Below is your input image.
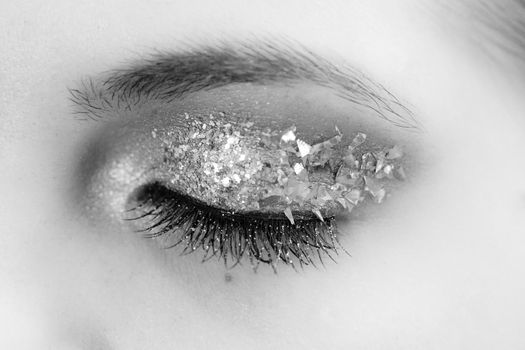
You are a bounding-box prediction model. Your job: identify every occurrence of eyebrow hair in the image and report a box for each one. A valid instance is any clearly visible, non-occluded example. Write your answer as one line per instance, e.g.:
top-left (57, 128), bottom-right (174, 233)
top-left (475, 0), bottom-right (525, 68)
top-left (70, 41), bottom-right (419, 129)
top-left (439, 0), bottom-right (525, 71)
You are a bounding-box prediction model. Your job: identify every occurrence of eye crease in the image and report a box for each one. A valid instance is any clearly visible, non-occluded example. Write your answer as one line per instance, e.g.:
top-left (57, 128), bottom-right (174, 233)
top-left (71, 41), bottom-right (420, 270)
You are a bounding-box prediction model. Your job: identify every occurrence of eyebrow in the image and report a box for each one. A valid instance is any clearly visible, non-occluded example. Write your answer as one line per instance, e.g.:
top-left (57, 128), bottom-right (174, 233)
top-left (438, 1), bottom-right (525, 72)
top-left (70, 41), bottom-right (419, 129)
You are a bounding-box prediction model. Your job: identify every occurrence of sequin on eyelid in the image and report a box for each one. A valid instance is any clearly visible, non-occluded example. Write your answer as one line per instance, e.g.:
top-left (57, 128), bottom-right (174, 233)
top-left (155, 112), bottom-right (405, 218)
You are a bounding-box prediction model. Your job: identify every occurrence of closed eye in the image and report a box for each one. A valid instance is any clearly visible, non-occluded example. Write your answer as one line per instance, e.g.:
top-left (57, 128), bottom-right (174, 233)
top-left (71, 40), bottom-right (421, 271)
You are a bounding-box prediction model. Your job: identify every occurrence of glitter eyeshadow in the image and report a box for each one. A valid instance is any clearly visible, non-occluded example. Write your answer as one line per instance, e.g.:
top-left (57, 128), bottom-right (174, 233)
top-left (152, 111), bottom-right (406, 224)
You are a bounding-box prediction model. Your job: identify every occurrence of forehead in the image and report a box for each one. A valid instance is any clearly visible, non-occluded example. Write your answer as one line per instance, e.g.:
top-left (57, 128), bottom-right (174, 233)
top-left (1, 0), bottom-right (524, 119)
top-left (0, 1), bottom-right (517, 60)
top-left (1, 1), bottom-right (521, 75)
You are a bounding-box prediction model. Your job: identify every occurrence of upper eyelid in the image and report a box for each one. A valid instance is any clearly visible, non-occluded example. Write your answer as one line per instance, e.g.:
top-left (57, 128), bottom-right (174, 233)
top-left (69, 40), bottom-right (420, 130)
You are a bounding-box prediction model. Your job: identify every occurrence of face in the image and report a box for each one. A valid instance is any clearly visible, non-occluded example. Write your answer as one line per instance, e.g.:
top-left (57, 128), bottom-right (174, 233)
top-left (1, 1), bottom-right (525, 349)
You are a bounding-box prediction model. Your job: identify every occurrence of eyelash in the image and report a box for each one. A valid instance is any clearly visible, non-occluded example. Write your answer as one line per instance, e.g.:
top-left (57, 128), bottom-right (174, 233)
top-left (127, 182), bottom-right (345, 271)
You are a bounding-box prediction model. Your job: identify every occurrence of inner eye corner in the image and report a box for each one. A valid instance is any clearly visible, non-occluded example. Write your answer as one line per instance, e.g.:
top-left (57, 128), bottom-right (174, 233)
top-left (122, 181), bottom-right (162, 216)
top-left (124, 183), bottom-right (149, 209)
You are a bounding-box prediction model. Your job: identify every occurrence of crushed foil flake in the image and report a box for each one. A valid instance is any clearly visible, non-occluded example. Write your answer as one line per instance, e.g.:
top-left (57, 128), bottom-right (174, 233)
top-left (312, 208), bottom-right (324, 222)
top-left (348, 132), bottom-right (367, 151)
top-left (293, 163), bottom-right (305, 175)
top-left (386, 144), bottom-right (404, 159)
top-left (160, 112), bottom-right (406, 220)
top-left (281, 126), bottom-right (297, 142)
top-left (296, 139), bottom-right (312, 157)
top-left (284, 206), bottom-right (295, 224)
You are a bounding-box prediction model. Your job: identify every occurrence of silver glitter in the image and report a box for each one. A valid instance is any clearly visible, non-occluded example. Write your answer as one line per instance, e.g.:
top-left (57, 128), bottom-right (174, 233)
top-left (158, 112), bottom-right (406, 218)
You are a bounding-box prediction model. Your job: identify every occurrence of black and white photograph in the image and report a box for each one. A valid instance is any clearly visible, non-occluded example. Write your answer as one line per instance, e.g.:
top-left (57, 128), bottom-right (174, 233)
top-left (1, 1), bottom-right (524, 349)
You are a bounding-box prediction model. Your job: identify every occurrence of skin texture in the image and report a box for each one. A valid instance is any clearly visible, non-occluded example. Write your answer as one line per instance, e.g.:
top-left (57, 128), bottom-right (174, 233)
top-left (1, 0), bottom-right (525, 349)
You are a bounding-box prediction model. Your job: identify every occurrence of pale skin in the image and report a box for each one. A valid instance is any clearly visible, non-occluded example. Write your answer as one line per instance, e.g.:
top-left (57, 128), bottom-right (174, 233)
top-left (1, 1), bottom-right (525, 349)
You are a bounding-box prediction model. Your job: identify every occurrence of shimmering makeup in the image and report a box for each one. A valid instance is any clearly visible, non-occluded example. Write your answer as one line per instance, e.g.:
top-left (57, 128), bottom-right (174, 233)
top-left (154, 111), bottom-right (405, 221)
